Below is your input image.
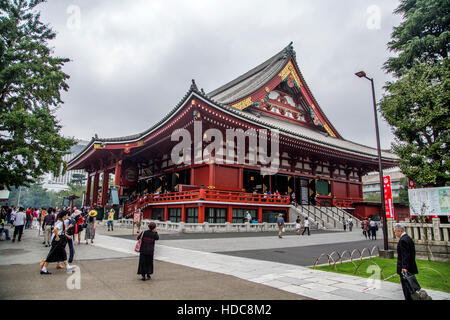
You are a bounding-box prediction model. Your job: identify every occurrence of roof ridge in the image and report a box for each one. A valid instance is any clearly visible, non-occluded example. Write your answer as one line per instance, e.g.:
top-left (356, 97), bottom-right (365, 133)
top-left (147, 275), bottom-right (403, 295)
top-left (207, 42), bottom-right (294, 99)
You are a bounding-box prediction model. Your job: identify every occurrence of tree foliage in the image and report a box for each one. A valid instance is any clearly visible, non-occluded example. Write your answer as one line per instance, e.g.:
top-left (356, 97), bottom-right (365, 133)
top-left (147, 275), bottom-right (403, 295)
top-left (380, 0), bottom-right (449, 187)
top-left (384, 0), bottom-right (449, 77)
top-left (0, 0), bottom-right (75, 190)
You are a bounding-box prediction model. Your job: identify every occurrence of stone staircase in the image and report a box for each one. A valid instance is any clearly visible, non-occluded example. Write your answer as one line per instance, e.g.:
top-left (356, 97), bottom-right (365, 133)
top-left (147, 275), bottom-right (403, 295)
top-left (289, 205), bottom-right (361, 231)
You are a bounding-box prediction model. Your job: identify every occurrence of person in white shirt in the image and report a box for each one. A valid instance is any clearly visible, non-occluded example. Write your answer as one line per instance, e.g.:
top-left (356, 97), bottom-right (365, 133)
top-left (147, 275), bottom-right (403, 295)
top-left (301, 217), bottom-right (311, 236)
top-left (40, 210), bottom-right (75, 275)
top-left (12, 207), bottom-right (26, 242)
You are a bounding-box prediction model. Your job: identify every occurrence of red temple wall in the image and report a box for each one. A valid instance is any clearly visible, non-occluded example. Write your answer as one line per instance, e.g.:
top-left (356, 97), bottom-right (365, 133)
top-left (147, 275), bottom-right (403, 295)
top-left (192, 166), bottom-right (209, 186)
top-left (332, 181), bottom-right (347, 198)
top-left (215, 166), bottom-right (240, 190)
top-left (349, 183), bottom-right (361, 198)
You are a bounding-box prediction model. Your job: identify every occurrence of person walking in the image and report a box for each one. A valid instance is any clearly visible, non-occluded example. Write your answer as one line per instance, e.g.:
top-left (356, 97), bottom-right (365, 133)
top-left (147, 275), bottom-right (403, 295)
top-left (64, 213), bottom-right (77, 264)
top-left (134, 209), bottom-right (143, 234)
top-left (85, 212), bottom-right (96, 244)
top-left (342, 217), bottom-right (347, 231)
top-left (0, 212), bottom-right (11, 240)
top-left (25, 208), bottom-right (32, 229)
top-left (369, 219), bottom-right (378, 240)
top-left (12, 207), bottom-right (26, 242)
top-left (42, 208), bottom-right (56, 247)
top-left (246, 211), bottom-right (252, 223)
top-left (295, 216), bottom-right (302, 235)
top-left (394, 223), bottom-right (418, 300)
top-left (348, 217), bottom-right (354, 232)
top-left (276, 214), bottom-right (285, 238)
top-left (302, 217), bottom-right (310, 236)
top-left (362, 218), bottom-right (370, 239)
top-left (40, 210), bottom-right (75, 275)
top-left (137, 222), bottom-right (159, 281)
top-left (107, 208), bottom-right (115, 231)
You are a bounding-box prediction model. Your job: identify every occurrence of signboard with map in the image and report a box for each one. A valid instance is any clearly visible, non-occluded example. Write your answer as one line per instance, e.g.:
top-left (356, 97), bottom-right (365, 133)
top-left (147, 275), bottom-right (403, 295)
top-left (408, 187), bottom-right (450, 216)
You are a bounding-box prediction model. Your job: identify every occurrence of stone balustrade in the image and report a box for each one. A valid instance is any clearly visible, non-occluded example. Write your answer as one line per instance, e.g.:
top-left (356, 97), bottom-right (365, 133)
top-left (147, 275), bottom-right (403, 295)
top-left (117, 219), bottom-right (296, 233)
top-left (387, 218), bottom-right (450, 261)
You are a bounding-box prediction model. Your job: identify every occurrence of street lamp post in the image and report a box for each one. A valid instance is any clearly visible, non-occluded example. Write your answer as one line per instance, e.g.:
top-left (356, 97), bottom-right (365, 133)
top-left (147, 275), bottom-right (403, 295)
top-left (355, 71), bottom-right (390, 254)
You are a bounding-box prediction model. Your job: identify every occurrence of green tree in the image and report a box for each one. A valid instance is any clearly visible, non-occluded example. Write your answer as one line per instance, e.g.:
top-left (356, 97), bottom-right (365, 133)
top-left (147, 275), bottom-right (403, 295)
top-left (380, 0), bottom-right (449, 187)
top-left (384, 0), bottom-right (449, 77)
top-left (0, 0), bottom-right (75, 190)
top-left (394, 177), bottom-right (410, 205)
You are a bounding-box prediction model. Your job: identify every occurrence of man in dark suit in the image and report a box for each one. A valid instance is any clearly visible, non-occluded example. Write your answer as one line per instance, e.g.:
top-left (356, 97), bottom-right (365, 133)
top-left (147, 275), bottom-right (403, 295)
top-left (394, 223), bottom-right (418, 300)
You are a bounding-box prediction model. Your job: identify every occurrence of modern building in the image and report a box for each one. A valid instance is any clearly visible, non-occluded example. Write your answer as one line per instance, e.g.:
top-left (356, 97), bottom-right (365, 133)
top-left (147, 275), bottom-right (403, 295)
top-left (68, 43), bottom-right (398, 223)
top-left (0, 188), bottom-right (10, 206)
top-left (42, 141), bottom-right (89, 192)
top-left (362, 167), bottom-right (405, 199)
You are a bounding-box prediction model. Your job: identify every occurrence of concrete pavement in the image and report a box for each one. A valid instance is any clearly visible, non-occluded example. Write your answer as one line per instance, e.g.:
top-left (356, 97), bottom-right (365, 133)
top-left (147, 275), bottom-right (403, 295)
top-left (93, 226), bottom-right (450, 300)
top-left (1, 224), bottom-right (449, 300)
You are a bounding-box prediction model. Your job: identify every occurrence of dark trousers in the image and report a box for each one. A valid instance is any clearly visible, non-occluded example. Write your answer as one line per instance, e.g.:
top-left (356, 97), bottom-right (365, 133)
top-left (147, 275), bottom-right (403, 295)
top-left (13, 225), bottom-right (24, 240)
top-left (302, 227), bottom-right (310, 235)
top-left (67, 237), bottom-right (75, 263)
top-left (370, 228), bottom-right (377, 239)
top-left (25, 217), bottom-right (31, 229)
top-left (400, 277), bottom-right (413, 300)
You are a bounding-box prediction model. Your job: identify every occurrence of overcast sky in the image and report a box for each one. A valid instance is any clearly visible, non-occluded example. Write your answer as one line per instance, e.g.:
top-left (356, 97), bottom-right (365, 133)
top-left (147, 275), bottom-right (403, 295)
top-left (39, 0), bottom-right (403, 150)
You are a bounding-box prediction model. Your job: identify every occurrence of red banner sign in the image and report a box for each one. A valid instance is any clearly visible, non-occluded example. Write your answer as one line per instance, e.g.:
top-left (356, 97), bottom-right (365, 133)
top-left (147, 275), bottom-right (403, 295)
top-left (408, 178), bottom-right (415, 189)
top-left (383, 176), bottom-right (394, 219)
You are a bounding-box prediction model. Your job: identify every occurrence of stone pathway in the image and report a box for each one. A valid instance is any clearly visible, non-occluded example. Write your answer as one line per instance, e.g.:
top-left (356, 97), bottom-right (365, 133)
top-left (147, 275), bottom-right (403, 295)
top-left (92, 232), bottom-right (450, 300)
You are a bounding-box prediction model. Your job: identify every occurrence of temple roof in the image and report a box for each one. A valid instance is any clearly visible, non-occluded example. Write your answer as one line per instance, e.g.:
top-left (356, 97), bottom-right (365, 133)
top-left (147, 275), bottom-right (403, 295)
top-left (207, 44), bottom-right (292, 104)
top-left (68, 44), bottom-right (399, 170)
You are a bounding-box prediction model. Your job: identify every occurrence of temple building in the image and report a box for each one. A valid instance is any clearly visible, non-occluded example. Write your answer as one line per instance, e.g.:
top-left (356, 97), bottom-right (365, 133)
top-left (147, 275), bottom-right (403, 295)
top-left (68, 43), bottom-right (398, 223)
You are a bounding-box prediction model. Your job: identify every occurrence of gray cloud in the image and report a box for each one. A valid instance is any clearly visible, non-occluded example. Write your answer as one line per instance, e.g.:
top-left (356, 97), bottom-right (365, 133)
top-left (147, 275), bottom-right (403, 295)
top-left (39, 0), bottom-right (402, 149)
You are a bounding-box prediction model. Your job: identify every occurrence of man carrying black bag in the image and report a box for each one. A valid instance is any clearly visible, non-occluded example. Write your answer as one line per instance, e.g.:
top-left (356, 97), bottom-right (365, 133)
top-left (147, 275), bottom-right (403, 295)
top-left (394, 223), bottom-right (419, 300)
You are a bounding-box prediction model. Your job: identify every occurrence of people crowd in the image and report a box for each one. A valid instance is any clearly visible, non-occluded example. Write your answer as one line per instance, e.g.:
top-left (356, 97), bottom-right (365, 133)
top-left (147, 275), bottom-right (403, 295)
top-left (0, 204), bottom-right (101, 275)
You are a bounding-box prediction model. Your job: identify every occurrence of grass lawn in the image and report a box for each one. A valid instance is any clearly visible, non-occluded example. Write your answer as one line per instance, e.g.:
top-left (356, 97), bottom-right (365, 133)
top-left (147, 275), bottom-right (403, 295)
top-left (312, 257), bottom-right (450, 293)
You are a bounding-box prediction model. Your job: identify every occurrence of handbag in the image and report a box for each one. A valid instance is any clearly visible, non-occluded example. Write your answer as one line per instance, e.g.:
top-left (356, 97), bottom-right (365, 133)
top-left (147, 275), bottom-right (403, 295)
top-left (282, 227), bottom-right (285, 232)
top-left (401, 271), bottom-right (421, 295)
top-left (135, 232), bottom-right (143, 252)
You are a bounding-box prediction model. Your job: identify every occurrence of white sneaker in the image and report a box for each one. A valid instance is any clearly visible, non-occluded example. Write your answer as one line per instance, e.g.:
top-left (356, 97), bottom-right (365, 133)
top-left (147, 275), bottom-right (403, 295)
top-left (66, 265), bottom-right (76, 273)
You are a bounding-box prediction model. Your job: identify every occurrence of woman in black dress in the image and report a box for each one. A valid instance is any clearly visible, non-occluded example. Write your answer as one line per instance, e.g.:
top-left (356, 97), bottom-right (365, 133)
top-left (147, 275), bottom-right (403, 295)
top-left (40, 210), bottom-right (75, 274)
top-left (137, 222), bottom-right (159, 281)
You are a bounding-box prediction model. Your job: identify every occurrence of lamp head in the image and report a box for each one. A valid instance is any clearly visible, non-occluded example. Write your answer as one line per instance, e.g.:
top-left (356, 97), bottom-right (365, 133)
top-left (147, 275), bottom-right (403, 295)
top-left (355, 71), bottom-right (367, 78)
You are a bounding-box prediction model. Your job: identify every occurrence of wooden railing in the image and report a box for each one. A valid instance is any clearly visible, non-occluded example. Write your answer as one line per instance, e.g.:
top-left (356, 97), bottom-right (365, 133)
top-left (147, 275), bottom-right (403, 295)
top-left (124, 189), bottom-right (290, 215)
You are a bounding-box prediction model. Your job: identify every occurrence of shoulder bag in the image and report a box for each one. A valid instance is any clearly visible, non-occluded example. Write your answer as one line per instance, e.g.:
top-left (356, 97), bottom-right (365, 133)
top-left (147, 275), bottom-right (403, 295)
top-left (135, 232), bottom-right (143, 252)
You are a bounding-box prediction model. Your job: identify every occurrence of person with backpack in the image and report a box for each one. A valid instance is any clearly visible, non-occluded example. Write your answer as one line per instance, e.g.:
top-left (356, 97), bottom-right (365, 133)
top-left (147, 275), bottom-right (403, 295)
top-left (64, 213), bottom-right (78, 263)
top-left (348, 217), bottom-right (354, 232)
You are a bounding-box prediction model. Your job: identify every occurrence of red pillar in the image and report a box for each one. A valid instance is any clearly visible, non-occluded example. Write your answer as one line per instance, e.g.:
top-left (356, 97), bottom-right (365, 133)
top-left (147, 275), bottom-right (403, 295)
top-left (238, 168), bottom-right (243, 191)
top-left (208, 163), bottom-right (215, 188)
top-left (92, 173), bottom-right (100, 207)
top-left (258, 207), bottom-right (263, 223)
top-left (190, 168), bottom-right (195, 186)
top-left (85, 175), bottom-right (92, 206)
top-left (181, 205), bottom-right (186, 222)
top-left (101, 169), bottom-right (109, 207)
top-left (164, 206), bottom-right (168, 221)
top-left (114, 161), bottom-right (123, 196)
top-left (198, 205), bottom-right (205, 223)
top-left (227, 205), bottom-right (233, 223)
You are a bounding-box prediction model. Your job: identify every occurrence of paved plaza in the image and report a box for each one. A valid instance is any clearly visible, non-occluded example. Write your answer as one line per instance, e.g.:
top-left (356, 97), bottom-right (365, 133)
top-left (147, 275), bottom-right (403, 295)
top-left (0, 224), bottom-right (449, 300)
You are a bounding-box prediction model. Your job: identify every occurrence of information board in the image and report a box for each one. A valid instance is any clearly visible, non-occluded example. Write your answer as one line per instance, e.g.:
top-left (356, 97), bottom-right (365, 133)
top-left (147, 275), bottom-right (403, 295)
top-left (408, 186), bottom-right (450, 216)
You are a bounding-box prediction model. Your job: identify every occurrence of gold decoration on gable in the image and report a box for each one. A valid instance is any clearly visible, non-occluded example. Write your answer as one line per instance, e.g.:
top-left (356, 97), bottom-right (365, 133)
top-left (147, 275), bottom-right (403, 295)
top-left (94, 144), bottom-right (103, 150)
top-left (323, 124), bottom-right (336, 137)
top-left (278, 61), bottom-right (302, 87)
top-left (231, 97), bottom-right (253, 110)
